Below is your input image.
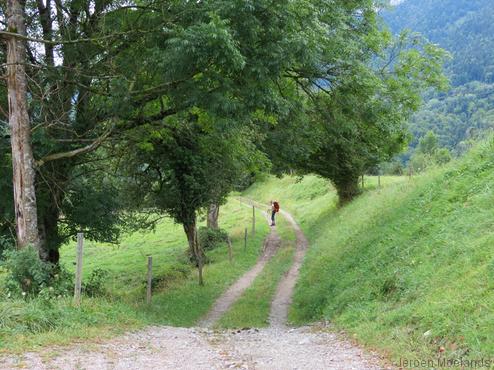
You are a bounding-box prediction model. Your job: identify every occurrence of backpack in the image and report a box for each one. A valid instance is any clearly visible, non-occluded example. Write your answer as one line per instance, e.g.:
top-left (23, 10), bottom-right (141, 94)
top-left (273, 201), bottom-right (280, 212)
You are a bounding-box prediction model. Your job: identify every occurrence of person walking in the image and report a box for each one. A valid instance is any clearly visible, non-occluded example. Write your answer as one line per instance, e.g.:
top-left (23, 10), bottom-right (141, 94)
top-left (270, 200), bottom-right (280, 226)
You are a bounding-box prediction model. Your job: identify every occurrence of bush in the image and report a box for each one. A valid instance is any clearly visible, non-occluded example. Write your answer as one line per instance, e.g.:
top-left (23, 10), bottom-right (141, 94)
top-left (151, 263), bottom-right (191, 290)
top-left (187, 227), bottom-right (228, 266)
top-left (382, 160), bottom-right (404, 175)
top-left (2, 247), bottom-right (52, 297)
top-left (1, 247), bottom-right (73, 299)
top-left (0, 235), bottom-right (14, 259)
top-left (197, 226), bottom-right (228, 251)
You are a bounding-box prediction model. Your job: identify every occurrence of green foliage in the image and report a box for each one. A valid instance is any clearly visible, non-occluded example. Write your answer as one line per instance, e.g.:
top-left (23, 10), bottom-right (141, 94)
top-left (1, 247), bottom-right (73, 298)
top-left (0, 131), bottom-right (14, 255)
top-left (2, 247), bottom-right (53, 296)
top-left (0, 197), bottom-right (270, 351)
top-left (409, 131), bottom-right (452, 173)
top-left (381, 160), bottom-right (405, 175)
top-left (197, 227), bottom-right (228, 252)
top-left (418, 130), bottom-right (438, 155)
top-left (385, 1), bottom-right (494, 159)
top-left (385, 0), bottom-right (494, 86)
top-left (284, 30), bottom-right (447, 203)
top-left (407, 82), bottom-right (494, 154)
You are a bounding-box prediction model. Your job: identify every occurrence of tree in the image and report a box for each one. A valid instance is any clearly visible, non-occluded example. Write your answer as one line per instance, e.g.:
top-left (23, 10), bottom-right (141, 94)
top-left (108, 0), bottom-right (382, 283)
top-left (418, 130), bottom-right (439, 155)
top-left (5, 0), bottom-right (43, 254)
top-left (0, 0), bottom-right (198, 262)
top-left (121, 114), bottom-right (266, 285)
top-left (409, 130), bottom-right (452, 172)
top-left (281, 31), bottom-right (448, 204)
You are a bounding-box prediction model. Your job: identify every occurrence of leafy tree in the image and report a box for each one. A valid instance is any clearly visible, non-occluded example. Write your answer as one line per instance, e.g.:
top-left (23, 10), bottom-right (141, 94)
top-left (279, 31), bottom-right (448, 204)
top-left (120, 114), bottom-right (266, 285)
top-left (106, 0), bottom-right (388, 283)
top-left (418, 130), bottom-right (439, 155)
top-left (384, 0), bottom-right (494, 160)
top-left (409, 130), bottom-right (452, 173)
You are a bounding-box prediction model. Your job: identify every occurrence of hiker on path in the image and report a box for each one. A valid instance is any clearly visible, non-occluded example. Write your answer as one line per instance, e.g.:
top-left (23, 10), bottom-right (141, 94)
top-left (270, 200), bottom-right (280, 226)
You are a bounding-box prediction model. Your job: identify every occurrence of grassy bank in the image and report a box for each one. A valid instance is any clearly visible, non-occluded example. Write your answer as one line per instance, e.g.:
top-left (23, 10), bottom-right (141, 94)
top-left (243, 140), bottom-right (494, 363)
top-left (0, 198), bottom-right (269, 352)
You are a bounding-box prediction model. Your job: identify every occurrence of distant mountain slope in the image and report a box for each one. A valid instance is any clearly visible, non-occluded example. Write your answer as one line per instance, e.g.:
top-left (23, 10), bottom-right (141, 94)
top-left (383, 0), bottom-right (494, 154)
top-left (384, 0), bottom-right (494, 86)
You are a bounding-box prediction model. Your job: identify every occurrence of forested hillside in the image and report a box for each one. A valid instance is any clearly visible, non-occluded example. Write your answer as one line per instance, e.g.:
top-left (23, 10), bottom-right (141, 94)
top-left (385, 0), bottom-right (494, 85)
top-left (384, 0), bottom-right (494, 155)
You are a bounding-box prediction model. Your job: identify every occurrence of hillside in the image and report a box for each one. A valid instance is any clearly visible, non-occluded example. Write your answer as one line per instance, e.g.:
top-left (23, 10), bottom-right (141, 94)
top-left (384, 0), bottom-right (494, 86)
top-left (244, 139), bottom-right (494, 361)
top-left (383, 0), bottom-right (494, 154)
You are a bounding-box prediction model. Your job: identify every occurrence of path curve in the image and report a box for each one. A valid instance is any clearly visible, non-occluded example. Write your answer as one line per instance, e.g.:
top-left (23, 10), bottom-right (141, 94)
top-left (237, 198), bottom-right (309, 327)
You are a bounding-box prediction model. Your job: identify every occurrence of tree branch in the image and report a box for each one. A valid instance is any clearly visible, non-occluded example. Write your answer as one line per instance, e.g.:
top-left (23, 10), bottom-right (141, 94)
top-left (36, 127), bottom-right (113, 167)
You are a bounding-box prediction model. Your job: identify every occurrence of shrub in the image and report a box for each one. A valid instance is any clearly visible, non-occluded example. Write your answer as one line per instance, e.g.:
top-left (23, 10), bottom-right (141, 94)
top-left (151, 263), bottom-right (191, 290)
top-left (0, 235), bottom-right (14, 259)
top-left (1, 247), bottom-right (73, 299)
top-left (197, 226), bottom-right (228, 251)
top-left (1, 247), bottom-right (52, 297)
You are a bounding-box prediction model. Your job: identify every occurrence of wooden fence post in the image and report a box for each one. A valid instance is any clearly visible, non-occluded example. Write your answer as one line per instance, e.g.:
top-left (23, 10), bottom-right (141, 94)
top-left (252, 205), bottom-right (256, 236)
top-left (244, 228), bottom-right (248, 251)
top-left (147, 256), bottom-right (153, 304)
top-left (378, 174), bottom-right (381, 188)
top-left (74, 232), bottom-right (84, 306)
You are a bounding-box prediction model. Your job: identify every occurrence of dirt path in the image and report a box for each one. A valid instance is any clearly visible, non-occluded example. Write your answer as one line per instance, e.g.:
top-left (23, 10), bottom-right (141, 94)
top-left (0, 201), bottom-right (388, 370)
top-left (199, 217), bottom-right (282, 327)
top-left (269, 208), bottom-right (308, 327)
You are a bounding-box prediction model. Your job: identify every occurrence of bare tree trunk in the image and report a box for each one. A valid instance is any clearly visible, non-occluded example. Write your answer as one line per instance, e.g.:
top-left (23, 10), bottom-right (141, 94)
top-left (184, 219), bottom-right (204, 286)
top-left (6, 0), bottom-right (42, 255)
top-left (206, 203), bottom-right (219, 230)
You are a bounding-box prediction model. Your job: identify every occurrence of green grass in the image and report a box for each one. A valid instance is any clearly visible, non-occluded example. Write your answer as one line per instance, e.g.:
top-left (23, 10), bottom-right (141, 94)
top-left (216, 214), bottom-right (296, 328)
top-left (0, 197), bottom-right (270, 352)
top-left (243, 140), bottom-right (494, 364)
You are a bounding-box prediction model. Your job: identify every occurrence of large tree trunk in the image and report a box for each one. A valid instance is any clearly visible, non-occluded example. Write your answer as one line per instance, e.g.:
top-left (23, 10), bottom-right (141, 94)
top-left (6, 0), bottom-right (43, 256)
top-left (334, 176), bottom-right (360, 206)
top-left (183, 218), bottom-right (204, 286)
top-left (206, 203), bottom-right (220, 230)
top-left (39, 201), bottom-right (61, 264)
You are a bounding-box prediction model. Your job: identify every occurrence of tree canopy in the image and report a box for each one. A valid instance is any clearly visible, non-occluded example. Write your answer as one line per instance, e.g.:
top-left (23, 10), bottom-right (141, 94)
top-left (0, 0), bottom-right (447, 283)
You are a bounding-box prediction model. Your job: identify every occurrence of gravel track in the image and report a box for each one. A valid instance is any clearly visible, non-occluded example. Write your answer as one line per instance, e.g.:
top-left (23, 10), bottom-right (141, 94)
top-left (0, 202), bottom-right (387, 370)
